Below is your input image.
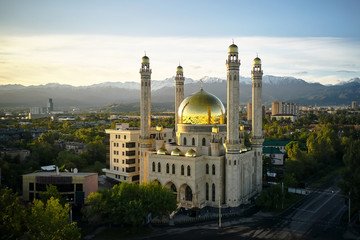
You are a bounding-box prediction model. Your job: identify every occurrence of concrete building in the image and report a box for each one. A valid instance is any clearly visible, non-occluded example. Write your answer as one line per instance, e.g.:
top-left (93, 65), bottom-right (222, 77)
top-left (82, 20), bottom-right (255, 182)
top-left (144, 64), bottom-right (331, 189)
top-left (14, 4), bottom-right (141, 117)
top-left (351, 101), bottom-right (358, 110)
top-left (47, 98), bottom-right (54, 113)
top-left (133, 43), bottom-right (264, 209)
top-left (22, 171), bottom-right (98, 204)
top-left (103, 123), bottom-right (173, 183)
top-left (271, 101), bottom-right (299, 116)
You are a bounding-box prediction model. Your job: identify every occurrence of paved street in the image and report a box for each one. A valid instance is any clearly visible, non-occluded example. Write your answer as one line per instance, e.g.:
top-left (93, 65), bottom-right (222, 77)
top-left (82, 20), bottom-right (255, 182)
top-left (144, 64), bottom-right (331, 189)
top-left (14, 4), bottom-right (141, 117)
top-left (144, 185), bottom-right (358, 240)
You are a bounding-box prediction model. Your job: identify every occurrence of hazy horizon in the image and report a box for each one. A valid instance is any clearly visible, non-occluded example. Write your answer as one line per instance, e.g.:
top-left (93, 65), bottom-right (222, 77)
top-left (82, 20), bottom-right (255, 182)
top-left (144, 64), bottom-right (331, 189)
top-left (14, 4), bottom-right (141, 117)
top-left (0, 0), bottom-right (359, 86)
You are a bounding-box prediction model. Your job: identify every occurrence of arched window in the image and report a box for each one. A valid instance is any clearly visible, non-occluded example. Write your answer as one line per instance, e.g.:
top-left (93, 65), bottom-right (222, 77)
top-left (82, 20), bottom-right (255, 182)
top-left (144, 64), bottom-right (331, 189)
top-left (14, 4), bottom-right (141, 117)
top-left (172, 164), bottom-right (175, 174)
top-left (205, 183), bottom-right (209, 201)
top-left (206, 164), bottom-right (209, 174)
top-left (183, 137), bottom-right (187, 145)
top-left (202, 138), bottom-right (206, 146)
top-left (212, 164), bottom-right (215, 175)
top-left (185, 186), bottom-right (192, 201)
top-left (166, 163), bottom-right (169, 173)
top-left (212, 183), bottom-right (215, 202)
top-left (187, 165), bottom-right (191, 176)
top-left (152, 162), bottom-right (155, 172)
top-left (192, 137), bottom-right (195, 146)
top-left (181, 165), bottom-right (184, 175)
top-left (158, 162), bottom-right (161, 172)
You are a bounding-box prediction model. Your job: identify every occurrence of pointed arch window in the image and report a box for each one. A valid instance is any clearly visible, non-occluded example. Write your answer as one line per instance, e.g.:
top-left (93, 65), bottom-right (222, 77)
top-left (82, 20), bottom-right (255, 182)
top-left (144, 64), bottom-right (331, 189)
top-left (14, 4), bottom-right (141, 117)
top-left (158, 162), bottom-right (161, 172)
top-left (192, 137), bottom-right (195, 146)
top-left (183, 137), bottom-right (187, 145)
top-left (206, 183), bottom-right (209, 201)
top-left (206, 164), bottom-right (209, 174)
top-left (166, 163), bottom-right (169, 174)
top-left (181, 165), bottom-right (184, 175)
top-left (152, 162), bottom-right (155, 172)
top-left (202, 138), bottom-right (206, 146)
top-left (212, 164), bottom-right (216, 175)
top-left (212, 183), bottom-right (215, 202)
top-left (187, 165), bottom-right (191, 176)
top-left (172, 164), bottom-right (175, 174)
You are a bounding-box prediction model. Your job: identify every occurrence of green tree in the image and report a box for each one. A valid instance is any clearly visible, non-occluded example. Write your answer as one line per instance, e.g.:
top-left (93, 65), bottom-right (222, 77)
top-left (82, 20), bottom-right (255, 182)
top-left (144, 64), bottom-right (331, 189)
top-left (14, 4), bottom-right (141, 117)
top-left (285, 141), bottom-right (306, 161)
top-left (340, 140), bottom-right (360, 213)
top-left (27, 197), bottom-right (81, 240)
top-left (55, 151), bottom-right (87, 170)
top-left (0, 188), bottom-right (27, 239)
top-left (39, 184), bottom-right (63, 204)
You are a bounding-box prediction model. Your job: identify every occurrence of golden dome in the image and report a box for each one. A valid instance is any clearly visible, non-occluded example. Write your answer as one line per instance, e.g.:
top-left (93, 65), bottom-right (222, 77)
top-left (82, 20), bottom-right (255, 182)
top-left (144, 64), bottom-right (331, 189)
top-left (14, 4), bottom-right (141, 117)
top-left (178, 89), bottom-right (225, 125)
top-left (157, 147), bottom-right (167, 155)
top-left (171, 148), bottom-right (182, 156)
top-left (228, 43), bottom-right (238, 53)
top-left (176, 65), bottom-right (183, 73)
top-left (185, 149), bottom-right (197, 157)
top-left (142, 55), bottom-right (149, 64)
top-left (253, 57), bottom-right (261, 65)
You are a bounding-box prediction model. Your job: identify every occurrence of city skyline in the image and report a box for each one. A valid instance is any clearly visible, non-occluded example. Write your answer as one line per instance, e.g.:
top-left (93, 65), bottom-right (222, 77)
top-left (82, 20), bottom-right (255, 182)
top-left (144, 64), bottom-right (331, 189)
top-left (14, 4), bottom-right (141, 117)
top-left (0, 0), bottom-right (359, 86)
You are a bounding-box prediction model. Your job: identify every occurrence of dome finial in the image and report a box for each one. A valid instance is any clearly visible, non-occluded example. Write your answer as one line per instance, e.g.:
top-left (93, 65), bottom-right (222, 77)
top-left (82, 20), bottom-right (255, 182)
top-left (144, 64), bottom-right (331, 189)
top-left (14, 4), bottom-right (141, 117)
top-left (144, 50), bottom-right (146, 56)
top-left (232, 38), bottom-right (234, 44)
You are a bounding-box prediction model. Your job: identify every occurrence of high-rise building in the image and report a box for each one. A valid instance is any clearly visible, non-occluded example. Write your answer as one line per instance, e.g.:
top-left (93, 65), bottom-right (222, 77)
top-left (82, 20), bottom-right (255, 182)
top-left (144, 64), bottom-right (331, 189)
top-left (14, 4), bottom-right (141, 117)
top-left (351, 101), bottom-right (358, 110)
top-left (271, 101), bottom-right (298, 116)
top-left (105, 43), bottom-right (264, 208)
top-left (47, 98), bottom-right (54, 113)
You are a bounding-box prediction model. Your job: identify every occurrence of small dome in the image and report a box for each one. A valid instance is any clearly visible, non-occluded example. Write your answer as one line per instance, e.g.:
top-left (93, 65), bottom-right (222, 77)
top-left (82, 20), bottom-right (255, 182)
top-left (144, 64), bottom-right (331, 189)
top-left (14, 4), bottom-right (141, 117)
top-left (176, 65), bottom-right (183, 73)
top-left (253, 57), bottom-right (261, 65)
top-left (157, 147), bottom-right (167, 155)
top-left (228, 43), bottom-right (238, 53)
top-left (185, 149), bottom-right (197, 157)
top-left (142, 55), bottom-right (149, 64)
top-left (171, 148), bottom-right (182, 156)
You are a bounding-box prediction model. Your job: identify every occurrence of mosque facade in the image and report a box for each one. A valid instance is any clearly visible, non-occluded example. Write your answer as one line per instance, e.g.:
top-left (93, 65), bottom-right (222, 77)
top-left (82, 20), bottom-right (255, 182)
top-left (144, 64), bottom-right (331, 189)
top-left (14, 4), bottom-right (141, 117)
top-left (138, 43), bottom-right (264, 208)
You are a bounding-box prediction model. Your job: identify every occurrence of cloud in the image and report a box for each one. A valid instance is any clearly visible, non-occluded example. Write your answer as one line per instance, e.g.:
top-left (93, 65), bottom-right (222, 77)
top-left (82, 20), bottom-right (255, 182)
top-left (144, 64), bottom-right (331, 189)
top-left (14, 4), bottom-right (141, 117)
top-left (0, 35), bottom-right (359, 86)
top-left (336, 70), bottom-right (357, 74)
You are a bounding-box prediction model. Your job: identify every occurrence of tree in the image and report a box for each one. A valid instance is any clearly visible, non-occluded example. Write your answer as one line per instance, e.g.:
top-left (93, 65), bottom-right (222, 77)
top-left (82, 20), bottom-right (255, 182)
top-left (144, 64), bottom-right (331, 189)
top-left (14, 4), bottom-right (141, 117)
top-left (27, 197), bottom-right (81, 240)
top-left (340, 140), bottom-right (360, 213)
top-left (285, 141), bottom-right (306, 161)
top-left (39, 184), bottom-right (63, 204)
top-left (83, 182), bottom-right (177, 226)
top-left (55, 151), bottom-right (87, 170)
top-left (0, 188), bottom-right (27, 239)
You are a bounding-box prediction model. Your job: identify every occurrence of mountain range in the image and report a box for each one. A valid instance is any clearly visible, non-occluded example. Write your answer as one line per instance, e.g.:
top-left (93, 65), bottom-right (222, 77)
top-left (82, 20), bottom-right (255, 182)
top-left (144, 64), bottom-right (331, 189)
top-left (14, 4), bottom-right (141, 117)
top-left (0, 76), bottom-right (359, 111)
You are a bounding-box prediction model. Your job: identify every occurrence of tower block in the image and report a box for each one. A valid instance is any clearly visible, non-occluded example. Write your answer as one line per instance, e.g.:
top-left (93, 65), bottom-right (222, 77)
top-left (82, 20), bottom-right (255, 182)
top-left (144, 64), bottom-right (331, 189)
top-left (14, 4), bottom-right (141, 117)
top-left (175, 65), bottom-right (185, 133)
top-left (139, 55), bottom-right (152, 183)
top-left (225, 43), bottom-right (242, 207)
top-left (251, 56), bottom-right (264, 191)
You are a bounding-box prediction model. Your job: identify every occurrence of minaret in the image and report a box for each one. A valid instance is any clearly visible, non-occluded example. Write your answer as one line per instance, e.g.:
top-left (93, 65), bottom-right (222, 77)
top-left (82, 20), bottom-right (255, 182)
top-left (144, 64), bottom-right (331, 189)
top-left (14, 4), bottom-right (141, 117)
top-left (251, 56), bottom-right (264, 192)
top-left (175, 64), bottom-right (184, 133)
top-left (225, 43), bottom-right (240, 152)
top-left (139, 54), bottom-right (152, 183)
top-left (225, 43), bottom-right (241, 207)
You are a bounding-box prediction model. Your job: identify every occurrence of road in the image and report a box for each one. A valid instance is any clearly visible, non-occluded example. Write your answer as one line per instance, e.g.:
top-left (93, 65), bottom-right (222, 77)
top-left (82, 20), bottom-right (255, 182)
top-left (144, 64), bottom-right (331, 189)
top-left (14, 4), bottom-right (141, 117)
top-left (145, 185), bottom-right (354, 240)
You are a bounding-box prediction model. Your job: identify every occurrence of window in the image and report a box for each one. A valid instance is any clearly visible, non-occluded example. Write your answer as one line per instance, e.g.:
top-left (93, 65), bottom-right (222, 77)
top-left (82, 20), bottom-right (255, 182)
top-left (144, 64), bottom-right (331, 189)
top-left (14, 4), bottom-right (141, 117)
top-left (206, 183), bottom-right (209, 201)
top-left (29, 182), bottom-right (34, 191)
top-left (212, 183), bottom-right (215, 202)
top-left (166, 163), bottom-right (169, 173)
top-left (76, 184), bottom-right (83, 191)
top-left (212, 164), bottom-right (215, 175)
top-left (158, 162), bottom-right (161, 172)
top-left (172, 164), bottom-right (175, 174)
top-left (124, 135), bottom-right (127, 139)
top-left (152, 162), bottom-right (155, 172)
top-left (192, 138), bottom-right (195, 146)
top-left (181, 165), bottom-right (184, 175)
top-left (183, 137), bottom-right (187, 145)
top-left (187, 165), bottom-right (191, 176)
top-left (206, 164), bottom-right (209, 174)
top-left (202, 138), bottom-right (206, 146)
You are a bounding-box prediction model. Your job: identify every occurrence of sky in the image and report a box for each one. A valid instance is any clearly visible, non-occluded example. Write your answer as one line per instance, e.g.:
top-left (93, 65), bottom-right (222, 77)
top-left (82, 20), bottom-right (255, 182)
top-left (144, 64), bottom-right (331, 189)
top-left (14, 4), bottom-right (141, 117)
top-left (0, 0), bottom-right (359, 86)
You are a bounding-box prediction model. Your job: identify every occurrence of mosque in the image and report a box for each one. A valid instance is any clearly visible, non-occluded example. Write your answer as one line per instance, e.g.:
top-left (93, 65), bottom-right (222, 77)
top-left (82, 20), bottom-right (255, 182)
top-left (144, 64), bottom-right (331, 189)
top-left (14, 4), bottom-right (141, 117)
top-left (137, 43), bottom-right (264, 208)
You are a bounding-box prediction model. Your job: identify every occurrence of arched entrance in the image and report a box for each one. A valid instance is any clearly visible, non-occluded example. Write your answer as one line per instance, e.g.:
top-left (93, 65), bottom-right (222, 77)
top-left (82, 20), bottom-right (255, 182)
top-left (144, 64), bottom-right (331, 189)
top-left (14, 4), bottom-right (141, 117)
top-left (179, 184), bottom-right (193, 204)
top-left (165, 181), bottom-right (177, 194)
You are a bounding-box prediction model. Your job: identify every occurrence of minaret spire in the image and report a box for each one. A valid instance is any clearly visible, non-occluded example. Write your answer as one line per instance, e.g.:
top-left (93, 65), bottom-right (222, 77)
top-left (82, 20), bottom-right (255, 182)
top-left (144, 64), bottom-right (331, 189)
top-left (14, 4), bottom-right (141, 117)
top-left (225, 42), bottom-right (242, 207)
top-left (251, 55), bottom-right (264, 192)
top-left (139, 54), bottom-right (152, 183)
top-left (174, 63), bottom-right (184, 135)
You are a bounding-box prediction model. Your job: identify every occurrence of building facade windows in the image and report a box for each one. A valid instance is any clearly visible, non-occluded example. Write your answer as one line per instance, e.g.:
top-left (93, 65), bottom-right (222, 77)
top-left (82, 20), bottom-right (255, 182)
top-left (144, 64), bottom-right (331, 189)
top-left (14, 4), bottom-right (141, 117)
top-left (187, 165), bottom-right (191, 176)
top-left (172, 164), bottom-right (175, 174)
top-left (166, 163), bottom-right (169, 173)
top-left (206, 164), bottom-right (209, 174)
top-left (212, 164), bottom-right (215, 175)
top-left (181, 165), bottom-right (184, 175)
top-left (205, 183), bottom-right (209, 201)
top-left (152, 162), bottom-right (155, 172)
top-left (212, 183), bottom-right (215, 202)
